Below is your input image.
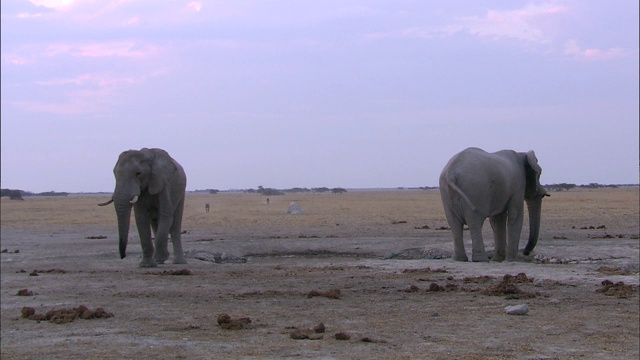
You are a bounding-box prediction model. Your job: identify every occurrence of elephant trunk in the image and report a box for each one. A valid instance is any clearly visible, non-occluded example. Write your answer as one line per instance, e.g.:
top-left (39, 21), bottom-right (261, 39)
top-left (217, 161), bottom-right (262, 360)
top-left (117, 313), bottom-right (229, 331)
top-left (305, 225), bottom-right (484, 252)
top-left (113, 185), bottom-right (138, 259)
top-left (523, 197), bottom-right (543, 255)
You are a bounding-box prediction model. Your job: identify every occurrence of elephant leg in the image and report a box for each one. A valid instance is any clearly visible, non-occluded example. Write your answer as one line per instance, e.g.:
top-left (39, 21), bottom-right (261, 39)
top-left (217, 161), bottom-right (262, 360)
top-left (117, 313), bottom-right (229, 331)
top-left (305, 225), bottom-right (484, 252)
top-left (170, 200), bottom-right (187, 264)
top-left (450, 222), bottom-right (468, 261)
top-left (469, 218), bottom-right (489, 262)
top-left (134, 207), bottom-right (157, 268)
top-left (506, 205), bottom-right (524, 261)
top-left (489, 213), bottom-right (507, 262)
top-left (150, 217), bottom-right (170, 264)
top-left (444, 208), bottom-right (468, 261)
top-left (153, 218), bottom-right (172, 264)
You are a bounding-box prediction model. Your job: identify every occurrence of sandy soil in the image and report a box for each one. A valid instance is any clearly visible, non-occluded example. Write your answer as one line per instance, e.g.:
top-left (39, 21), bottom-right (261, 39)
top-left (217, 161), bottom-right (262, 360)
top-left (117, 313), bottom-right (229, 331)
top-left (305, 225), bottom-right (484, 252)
top-left (1, 188), bottom-right (638, 359)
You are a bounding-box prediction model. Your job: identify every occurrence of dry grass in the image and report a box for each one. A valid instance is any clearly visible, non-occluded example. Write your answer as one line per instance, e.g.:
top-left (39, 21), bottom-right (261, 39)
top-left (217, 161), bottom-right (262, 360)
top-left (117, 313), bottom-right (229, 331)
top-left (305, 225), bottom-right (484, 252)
top-left (1, 188), bottom-right (638, 236)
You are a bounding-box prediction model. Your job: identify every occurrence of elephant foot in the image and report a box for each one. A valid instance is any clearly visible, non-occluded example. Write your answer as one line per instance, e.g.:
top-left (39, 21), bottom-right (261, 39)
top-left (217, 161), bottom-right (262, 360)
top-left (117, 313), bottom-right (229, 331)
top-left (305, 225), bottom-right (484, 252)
top-left (491, 254), bottom-right (506, 262)
top-left (154, 253), bottom-right (169, 264)
top-left (471, 253), bottom-right (489, 262)
top-left (453, 253), bottom-right (469, 262)
top-left (173, 256), bottom-right (187, 265)
top-left (139, 258), bottom-right (158, 268)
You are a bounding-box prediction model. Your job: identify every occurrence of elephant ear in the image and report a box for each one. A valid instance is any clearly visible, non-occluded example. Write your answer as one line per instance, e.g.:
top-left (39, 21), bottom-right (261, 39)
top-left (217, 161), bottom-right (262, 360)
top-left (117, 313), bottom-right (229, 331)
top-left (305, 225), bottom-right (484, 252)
top-left (524, 150), bottom-right (543, 200)
top-left (147, 149), bottom-right (174, 195)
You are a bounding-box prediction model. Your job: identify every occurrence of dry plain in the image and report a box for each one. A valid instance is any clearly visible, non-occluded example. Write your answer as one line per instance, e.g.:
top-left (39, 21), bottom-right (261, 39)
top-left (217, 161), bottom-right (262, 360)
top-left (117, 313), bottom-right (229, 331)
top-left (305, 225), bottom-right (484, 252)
top-left (1, 188), bottom-right (639, 359)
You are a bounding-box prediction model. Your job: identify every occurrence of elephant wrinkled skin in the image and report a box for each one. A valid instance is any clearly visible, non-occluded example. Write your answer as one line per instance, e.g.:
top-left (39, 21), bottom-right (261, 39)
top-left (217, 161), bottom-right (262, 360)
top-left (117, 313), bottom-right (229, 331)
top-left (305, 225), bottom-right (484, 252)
top-left (99, 148), bottom-right (187, 267)
top-left (439, 147), bottom-right (549, 262)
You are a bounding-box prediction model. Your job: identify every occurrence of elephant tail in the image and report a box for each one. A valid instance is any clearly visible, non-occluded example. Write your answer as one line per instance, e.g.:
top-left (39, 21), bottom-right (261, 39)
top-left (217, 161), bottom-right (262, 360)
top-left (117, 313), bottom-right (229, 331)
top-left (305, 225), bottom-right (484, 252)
top-left (442, 175), bottom-right (479, 213)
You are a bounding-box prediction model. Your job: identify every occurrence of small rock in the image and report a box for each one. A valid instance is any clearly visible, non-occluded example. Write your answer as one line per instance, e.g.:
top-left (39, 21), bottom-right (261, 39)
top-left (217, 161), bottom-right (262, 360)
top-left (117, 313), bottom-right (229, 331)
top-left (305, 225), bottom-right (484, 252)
top-left (314, 322), bottom-right (325, 333)
top-left (505, 304), bottom-right (529, 315)
top-left (335, 332), bottom-right (351, 340)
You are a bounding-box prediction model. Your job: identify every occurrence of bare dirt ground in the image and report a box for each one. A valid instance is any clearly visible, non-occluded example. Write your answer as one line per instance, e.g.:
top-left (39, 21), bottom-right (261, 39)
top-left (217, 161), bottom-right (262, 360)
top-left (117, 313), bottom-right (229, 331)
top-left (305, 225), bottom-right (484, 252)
top-left (1, 188), bottom-right (639, 359)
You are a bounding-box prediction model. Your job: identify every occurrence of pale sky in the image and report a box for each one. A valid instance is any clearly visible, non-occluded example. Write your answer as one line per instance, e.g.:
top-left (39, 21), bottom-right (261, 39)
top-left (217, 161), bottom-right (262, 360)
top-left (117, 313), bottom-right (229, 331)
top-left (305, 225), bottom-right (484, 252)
top-left (1, 1), bottom-right (638, 193)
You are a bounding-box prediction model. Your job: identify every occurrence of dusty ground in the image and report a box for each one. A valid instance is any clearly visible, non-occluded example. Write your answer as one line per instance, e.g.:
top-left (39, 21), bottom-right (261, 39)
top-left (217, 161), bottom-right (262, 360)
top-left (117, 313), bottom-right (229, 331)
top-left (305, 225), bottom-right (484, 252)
top-left (1, 188), bottom-right (638, 359)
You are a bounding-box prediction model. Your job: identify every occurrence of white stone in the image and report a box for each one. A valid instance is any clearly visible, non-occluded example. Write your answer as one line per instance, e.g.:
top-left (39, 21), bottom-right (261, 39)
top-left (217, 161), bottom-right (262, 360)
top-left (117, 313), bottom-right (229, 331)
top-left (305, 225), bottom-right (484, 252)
top-left (505, 304), bottom-right (529, 315)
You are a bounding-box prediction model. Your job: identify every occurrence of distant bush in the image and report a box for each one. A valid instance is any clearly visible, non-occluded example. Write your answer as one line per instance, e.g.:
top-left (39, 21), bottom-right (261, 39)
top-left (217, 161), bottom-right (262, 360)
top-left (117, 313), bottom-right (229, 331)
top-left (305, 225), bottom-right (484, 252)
top-left (1, 189), bottom-right (25, 200)
top-left (257, 186), bottom-right (284, 196)
top-left (36, 191), bottom-right (69, 197)
top-left (545, 183), bottom-right (577, 192)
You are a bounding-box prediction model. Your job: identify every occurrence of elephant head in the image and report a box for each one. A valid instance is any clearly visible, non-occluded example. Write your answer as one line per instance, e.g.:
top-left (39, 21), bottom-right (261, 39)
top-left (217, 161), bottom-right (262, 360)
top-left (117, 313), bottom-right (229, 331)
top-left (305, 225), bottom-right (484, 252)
top-left (98, 148), bottom-right (176, 260)
top-left (522, 150), bottom-right (550, 255)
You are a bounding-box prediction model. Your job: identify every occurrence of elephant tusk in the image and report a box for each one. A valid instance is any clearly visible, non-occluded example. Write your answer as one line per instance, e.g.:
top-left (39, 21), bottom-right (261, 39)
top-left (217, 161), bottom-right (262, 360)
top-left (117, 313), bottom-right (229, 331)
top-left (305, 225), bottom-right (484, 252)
top-left (98, 198), bottom-right (114, 206)
top-left (130, 195), bottom-right (139, 204)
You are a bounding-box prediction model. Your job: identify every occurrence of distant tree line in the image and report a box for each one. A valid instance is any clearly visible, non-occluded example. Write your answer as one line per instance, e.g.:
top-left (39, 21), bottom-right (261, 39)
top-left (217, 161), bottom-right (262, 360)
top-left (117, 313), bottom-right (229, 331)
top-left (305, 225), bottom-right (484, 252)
top-left (241, 186), bottom-right (348, 195)
top-left (1, 189), bottom-right (69, 200)
top-left (544, 183), bottom-right (624, 191)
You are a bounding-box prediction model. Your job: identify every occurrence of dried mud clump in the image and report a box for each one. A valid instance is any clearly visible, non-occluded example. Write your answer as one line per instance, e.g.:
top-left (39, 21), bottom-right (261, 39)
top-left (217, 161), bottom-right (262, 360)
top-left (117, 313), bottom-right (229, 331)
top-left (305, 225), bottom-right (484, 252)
top-left (482, 274), bottom-right (537, 299)
top-left (307, 289), bottom-right (341, 299)
top-left (402, 284), bottom-right (420, 292)
top-left (21, 307), bottom-right (36, 318)
top-left (334, 332), bottom-right (351, 340)
top-left (146, 269), bottom-right (193, 275)
top-left (596, 280), bottom-right (636, 298)
top-left (21, 305), bottom-right (113, 323)
top-left (289, 323), bottom-right (326, 340)
top-left (217, 313), bottom-right (252, 330)
top-left (426, 282), bottom-right (459, 292)
top-left (85, 235), bottom-right (107, 239)
top-left (17, 289), bottom-right (34, 296)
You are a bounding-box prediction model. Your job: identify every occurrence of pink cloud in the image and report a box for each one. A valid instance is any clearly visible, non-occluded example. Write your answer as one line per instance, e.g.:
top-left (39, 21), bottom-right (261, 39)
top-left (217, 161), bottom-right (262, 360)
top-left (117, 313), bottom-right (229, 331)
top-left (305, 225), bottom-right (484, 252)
top-left (564, 40), bottom-right (627, 60)
top-left (365, 3), bottom-right (567, 43)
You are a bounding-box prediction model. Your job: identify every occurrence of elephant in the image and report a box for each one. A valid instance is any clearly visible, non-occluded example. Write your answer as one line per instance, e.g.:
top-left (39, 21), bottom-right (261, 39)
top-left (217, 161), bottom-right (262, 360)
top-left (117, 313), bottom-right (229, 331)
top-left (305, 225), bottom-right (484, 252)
top-left (439, 147), bottom-right (549, 262)
top-left (98, 148), bottom-right (187, 267)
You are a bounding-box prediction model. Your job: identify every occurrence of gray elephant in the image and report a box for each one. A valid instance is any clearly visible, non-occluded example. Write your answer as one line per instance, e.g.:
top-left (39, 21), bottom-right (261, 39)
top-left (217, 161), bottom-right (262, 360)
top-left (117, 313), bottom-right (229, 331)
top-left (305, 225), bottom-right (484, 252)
top-left (439, 147), bottom-right (549, 262)
top-left (99, 148), bottom-right (187, 267)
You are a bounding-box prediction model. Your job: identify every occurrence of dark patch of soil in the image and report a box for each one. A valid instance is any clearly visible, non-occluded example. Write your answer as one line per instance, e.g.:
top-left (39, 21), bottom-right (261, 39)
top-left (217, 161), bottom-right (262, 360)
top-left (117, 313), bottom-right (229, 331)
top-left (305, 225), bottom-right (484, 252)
top-left (334, 332), bottom-right (351, 340)
top-left (145, 269), bottom-right (193, 276)
top-left (596, 280), bottom-right (636, 298)
top-left (402, 267), bottom-right (447, 274)
top-left (307, 289), bottom-right (341, 299)
top-left (463, 275), bottom-right (495, 283)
